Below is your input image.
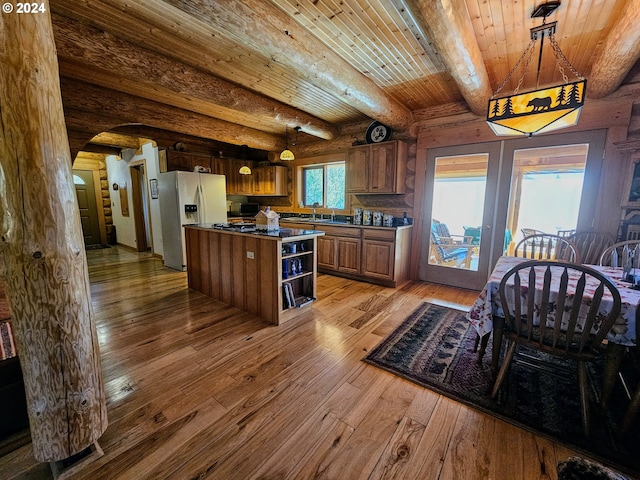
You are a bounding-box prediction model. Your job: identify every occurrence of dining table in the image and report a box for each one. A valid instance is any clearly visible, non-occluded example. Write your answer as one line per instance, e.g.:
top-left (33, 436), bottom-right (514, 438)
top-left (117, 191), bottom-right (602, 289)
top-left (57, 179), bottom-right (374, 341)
top-left (467, 255), bottom-right (639, 406)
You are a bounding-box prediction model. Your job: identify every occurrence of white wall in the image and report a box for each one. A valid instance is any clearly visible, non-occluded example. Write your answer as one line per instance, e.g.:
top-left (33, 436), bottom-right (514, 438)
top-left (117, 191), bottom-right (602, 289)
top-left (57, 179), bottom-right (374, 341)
top-left (106, 142), bottom-right (164, 256)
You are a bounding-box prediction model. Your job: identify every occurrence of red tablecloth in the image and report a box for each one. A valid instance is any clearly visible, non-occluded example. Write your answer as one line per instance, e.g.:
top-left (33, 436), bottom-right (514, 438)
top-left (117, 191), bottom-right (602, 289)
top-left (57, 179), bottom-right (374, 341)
top-left (467, 255), bottom-right (638, 347)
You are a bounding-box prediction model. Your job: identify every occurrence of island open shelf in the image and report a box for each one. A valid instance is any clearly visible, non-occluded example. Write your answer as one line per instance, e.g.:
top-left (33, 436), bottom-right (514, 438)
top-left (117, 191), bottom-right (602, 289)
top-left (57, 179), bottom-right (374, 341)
top-left (184, 225), bottom-right (324, 325)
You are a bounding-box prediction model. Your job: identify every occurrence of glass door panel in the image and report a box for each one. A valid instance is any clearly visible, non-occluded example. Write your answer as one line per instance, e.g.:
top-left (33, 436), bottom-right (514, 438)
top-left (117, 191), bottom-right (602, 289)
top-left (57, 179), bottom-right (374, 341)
top-left (420, 142), bottom-right (503, 291)
top-left (419, 130), bottom-right (606, 291)
top-left (506, 144), bottom-right (588, 254)
top-left (428, 154), bottom-right (488, 272)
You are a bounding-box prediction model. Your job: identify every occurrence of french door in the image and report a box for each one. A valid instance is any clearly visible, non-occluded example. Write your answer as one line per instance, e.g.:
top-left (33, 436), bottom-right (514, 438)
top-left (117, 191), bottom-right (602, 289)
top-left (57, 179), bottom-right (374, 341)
top-left (419, 130), bottom-right (607, 290)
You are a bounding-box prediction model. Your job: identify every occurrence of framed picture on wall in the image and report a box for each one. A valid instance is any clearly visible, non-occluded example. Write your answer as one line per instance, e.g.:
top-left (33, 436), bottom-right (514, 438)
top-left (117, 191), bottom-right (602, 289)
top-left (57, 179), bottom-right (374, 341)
top-left (149, 179), bottom-right (159, 199)
top-left (623, 153), bottom-right (640, 207)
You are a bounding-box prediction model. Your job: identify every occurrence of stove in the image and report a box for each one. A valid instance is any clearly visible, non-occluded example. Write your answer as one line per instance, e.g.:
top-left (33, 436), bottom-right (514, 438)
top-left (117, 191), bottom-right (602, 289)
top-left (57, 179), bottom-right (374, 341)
top-left (214, 223), bottom-right (256, 232)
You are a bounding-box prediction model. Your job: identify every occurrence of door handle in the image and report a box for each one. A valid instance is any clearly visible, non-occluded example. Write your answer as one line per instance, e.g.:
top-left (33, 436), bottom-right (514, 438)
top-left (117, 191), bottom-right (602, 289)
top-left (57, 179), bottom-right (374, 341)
top-left (485, 225), bottom-right (492, 229)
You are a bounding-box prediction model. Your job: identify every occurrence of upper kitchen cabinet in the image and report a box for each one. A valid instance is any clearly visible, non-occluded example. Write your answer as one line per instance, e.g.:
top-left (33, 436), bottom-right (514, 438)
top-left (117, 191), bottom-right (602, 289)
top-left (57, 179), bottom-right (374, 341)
top-left (232, 160), bottom-right (254, 195)
top-left (212, 158), bottom-right (248, 195)
top-left (252, 165), bottom-right (288, 196)
top-left (346, 140), bottom-right (407, 194)
top-left (167, 151), bottom-right (213, 172)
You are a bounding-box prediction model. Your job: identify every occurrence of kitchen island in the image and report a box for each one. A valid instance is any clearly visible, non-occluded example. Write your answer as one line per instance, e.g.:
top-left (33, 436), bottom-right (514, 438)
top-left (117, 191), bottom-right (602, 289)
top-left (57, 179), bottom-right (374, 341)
top-left (184, 225), bottom-right (324, 325)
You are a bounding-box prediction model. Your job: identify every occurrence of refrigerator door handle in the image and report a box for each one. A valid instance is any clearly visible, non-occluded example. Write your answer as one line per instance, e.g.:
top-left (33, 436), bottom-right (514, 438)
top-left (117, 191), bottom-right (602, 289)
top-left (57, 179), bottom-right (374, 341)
top-left (198, 183), bottom-right (206, 224)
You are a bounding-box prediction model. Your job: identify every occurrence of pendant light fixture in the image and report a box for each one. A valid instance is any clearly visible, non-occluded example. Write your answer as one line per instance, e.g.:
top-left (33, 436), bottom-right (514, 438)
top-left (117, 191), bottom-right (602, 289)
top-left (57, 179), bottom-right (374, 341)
top-left (280, 126), bottom-right (300, 161)
top-left (224, 149), bottom-right (250, 175)
top-left (486, 1), bottom-right (586, 137)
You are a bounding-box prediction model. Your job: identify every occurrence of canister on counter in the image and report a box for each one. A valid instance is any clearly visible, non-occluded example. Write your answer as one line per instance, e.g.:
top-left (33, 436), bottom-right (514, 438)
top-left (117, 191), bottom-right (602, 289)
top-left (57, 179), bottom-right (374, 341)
top-left (373, 211), bottom-right (383, 226)
top-left (383, 213), bottom-right (394, 227)
top-left (353, 207), bottom-right (363, 225)
top-left (363, 209), bottom-right (372, 225)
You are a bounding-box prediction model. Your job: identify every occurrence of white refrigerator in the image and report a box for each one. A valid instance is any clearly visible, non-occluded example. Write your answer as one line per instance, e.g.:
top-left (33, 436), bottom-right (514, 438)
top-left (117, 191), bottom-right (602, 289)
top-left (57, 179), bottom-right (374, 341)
top-left (158, 171), bottom-right (227, 271)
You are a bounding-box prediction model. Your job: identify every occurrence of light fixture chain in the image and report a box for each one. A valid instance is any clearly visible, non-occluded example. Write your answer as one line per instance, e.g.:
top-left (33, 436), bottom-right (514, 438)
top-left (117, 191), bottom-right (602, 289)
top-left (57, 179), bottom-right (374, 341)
top-left (492, 39), bottom-right (536, 97)
top-left (549, 34), bottom-right (583, 81)
top-left (514, 42), bottom-right (536, 95)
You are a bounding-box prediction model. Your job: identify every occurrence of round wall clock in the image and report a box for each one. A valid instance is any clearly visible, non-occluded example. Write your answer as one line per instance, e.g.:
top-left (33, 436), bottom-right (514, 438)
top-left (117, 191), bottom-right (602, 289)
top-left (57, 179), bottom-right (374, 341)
top-left (365, 121), bottom-right (392, 143)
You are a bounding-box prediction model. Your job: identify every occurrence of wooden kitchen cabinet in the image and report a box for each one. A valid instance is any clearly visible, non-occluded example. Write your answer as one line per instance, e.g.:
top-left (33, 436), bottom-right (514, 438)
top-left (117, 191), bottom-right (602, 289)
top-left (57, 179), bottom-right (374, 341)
top-left (212, 158), bottom-right (234, 194)
top-left (316, 235), bottom-right (337, 270)
top-left (252, 165), bottom-right (288, 196)
top-left (362, 229), bottom-right (396, 281)
top-left (346, 147), bottom-right (369, 193)
top-left (212, 158), bottom-right (254, 195)
top-left (362, 228), bottom-right (412, 285)
top-left (282, 221), bottom-right (411, 287)
top-left (214, 161), bottom-right (286, 195)
top-left (316, 225), bottom-right (361, 274)
top-left (317, 235), bottom-right (361, 273)
top-left (167, 151), bottom-right (213, 172)
top-left (346, 140), bottom-right (407, 194)
top-left (231, 160), bottom-right (254, 195)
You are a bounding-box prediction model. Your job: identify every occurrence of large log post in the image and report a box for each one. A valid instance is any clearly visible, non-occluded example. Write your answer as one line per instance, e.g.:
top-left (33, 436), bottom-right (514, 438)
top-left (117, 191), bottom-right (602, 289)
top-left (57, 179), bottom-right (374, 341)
top-left (0, 4), bottom-right (107, 462)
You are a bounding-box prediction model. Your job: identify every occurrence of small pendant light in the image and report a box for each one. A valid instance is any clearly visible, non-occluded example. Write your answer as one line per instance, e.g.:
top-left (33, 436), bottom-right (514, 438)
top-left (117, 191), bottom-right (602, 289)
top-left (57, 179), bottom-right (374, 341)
top-left (280, 126), bottom-right (300, 161)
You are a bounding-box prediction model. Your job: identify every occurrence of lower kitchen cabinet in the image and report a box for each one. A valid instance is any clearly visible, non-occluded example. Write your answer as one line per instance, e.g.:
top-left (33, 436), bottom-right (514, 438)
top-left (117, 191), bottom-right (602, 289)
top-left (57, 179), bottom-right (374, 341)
top-left (316, 235), bottom-right (337, 270)
top-left (316, 225), bottom-right (361, 275)
top-left (314, 223), bottom-right (411, 287)
top-left (337, 237), bottom-right (361, 274)
top-left (317, 234), bottom-right (361, 274)
top-left (362, 229), bottom-right (397, 281)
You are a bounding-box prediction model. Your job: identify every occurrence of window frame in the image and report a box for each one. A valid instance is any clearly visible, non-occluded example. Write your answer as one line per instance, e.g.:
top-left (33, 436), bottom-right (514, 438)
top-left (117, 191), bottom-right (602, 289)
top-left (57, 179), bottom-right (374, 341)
top-left (301, 162), bottom-right (346, 209)
top-left (294, 153), bottom-right (348, 213)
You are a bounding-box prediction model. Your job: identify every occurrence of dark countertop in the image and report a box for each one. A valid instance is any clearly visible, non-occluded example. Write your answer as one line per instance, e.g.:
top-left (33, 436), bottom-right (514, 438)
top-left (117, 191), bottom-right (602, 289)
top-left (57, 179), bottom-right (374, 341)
top-left (279, 218), bottom-right (413, 230)
top-left (184, 224), bottom-right (324, 240)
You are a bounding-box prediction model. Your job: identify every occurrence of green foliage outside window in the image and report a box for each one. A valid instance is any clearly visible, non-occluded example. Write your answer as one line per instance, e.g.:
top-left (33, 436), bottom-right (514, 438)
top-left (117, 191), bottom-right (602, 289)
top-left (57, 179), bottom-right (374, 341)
top-left (302, 162), bottom-right (345, 209)
top-left (304, 167), bottom-right (323, 206)
top-left (326, 164), bottom-right (345, 209)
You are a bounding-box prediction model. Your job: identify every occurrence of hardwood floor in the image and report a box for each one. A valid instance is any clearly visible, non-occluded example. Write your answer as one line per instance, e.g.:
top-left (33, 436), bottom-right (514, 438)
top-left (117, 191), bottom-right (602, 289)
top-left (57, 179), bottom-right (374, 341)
top-left (1, 246), bottom-right (593, 479)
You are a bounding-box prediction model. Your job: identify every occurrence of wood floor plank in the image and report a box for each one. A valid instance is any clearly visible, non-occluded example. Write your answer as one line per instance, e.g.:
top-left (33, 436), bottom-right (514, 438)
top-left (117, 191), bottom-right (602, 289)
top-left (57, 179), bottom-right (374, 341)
top-left (247, 382), bottom-right (361, 479)
top-left (403, 396), bottom-right (462, 479)
top-left (438, 403), bottom-right (495, 480)
top-left (315, 377), bottom-right (419, 480)
top-left (367, 415), bottom-right (427, 479)
top-left (1, 246), bottom-right (613, 480)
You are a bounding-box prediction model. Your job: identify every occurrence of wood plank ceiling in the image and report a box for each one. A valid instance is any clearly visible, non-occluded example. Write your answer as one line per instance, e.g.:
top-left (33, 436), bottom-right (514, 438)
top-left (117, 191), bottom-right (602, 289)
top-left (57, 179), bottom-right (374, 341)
top-left (49, 0), bottom-right (640, 156)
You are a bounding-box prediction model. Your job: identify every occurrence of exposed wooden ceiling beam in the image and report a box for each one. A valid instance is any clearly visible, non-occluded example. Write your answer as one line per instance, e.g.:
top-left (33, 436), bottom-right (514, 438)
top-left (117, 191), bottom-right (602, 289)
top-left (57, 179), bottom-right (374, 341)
top-left (80, 144), bottom-right (123, 157)
top-left (88, 132), bottom-right (142, 150)
top-left (50, 0), bottom-right (412, 132)
top-left (162, 0), bottom-right (413, 131)
top-left (60, 78), bottom-right (284, 151)
top-left (587, 0), bottom-right (640, 98)
top-left (65, 111), bottom-right (123, 158)
top-left (405, 0), bottom-right (493, 117)
top-left (111, 125), bottom-right (269, 160)
top-left (51, 14), bottom-right (338, 141)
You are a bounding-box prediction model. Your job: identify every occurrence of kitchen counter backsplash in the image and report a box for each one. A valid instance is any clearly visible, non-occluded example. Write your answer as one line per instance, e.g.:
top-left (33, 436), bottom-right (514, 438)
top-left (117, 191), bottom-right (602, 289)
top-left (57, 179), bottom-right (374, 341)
top-left (277, 211), bottom-right (413, 227)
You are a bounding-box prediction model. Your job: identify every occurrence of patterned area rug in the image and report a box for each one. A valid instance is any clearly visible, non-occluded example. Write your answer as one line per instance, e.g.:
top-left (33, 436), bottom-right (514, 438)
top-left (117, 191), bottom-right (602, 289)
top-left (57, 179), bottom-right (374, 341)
top-left (363, 302), bottom-right (640, 477)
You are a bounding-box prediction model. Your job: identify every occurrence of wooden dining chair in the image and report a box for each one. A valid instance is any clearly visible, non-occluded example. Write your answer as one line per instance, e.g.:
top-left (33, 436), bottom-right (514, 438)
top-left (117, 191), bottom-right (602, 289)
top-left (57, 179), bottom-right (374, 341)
top-left (568, 231), bottom-right (615, 265)
top-left (620, 311), bottom-right (640, 434)
top-left (492, 260), bottom-right (622, 436)
top-left (514, 233), bottom-right (580, 263)
top-left (598, 240), bottom-right (640, 269)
